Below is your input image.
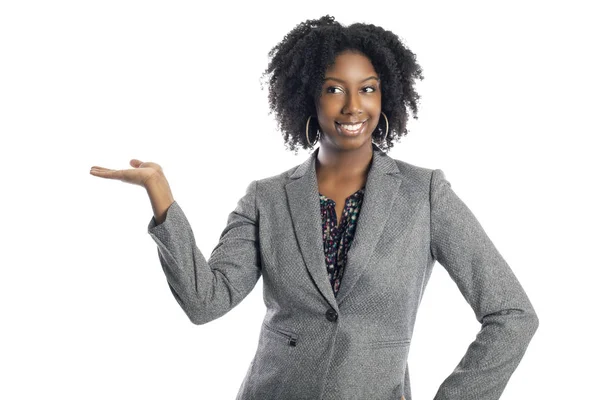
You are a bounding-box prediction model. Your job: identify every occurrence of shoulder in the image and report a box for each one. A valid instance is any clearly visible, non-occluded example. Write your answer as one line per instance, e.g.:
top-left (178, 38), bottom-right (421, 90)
top-left (254, 165), bottom-right (297, 186)
top-left (387, 155), bottom-right (436, 194)
top-left (393, 157), bottom-right (434, 180)
top-left (246, 162), bottom-right (301, 199)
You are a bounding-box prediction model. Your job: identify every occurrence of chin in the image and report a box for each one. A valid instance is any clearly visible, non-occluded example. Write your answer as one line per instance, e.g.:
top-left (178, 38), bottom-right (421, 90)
top-left (326, 134), bottom-right (371, 150)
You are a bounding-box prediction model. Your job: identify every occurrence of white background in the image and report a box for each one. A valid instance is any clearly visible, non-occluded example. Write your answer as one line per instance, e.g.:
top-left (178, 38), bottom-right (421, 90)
top-left (1, 0), bottom-right (598, 398)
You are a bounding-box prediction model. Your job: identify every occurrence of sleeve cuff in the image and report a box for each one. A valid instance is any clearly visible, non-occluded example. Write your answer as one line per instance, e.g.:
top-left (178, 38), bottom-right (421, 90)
top-left (147, 200), bottom-right (181, 234)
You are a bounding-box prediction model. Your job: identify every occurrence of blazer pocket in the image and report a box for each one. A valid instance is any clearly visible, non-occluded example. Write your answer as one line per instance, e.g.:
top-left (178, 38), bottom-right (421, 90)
top-left (262, 321), bottom-right (299, 347)
top-left (367, 338), bottom-right (411, 349)
top-left (348, 338), bottom-right (411, 397)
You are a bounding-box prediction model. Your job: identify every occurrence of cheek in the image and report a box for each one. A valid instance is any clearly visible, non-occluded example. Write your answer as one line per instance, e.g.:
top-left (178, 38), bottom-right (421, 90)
top-left (367, 93), bottom-right (382, 109)
top-left (317, 101), bottom-right (340, 121)
top-left (367, 98), bottom-right (382, 119)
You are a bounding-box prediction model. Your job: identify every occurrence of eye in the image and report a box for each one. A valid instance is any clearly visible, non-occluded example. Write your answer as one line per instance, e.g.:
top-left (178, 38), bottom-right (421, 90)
top-left (363, 86), bottom-right (376, 93)
top-left (326, 86), bottom-right (343, 94)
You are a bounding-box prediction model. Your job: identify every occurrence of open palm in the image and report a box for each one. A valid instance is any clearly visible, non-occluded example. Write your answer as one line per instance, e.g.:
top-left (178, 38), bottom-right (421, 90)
top-left (90, 159), bottom-right (164, 188)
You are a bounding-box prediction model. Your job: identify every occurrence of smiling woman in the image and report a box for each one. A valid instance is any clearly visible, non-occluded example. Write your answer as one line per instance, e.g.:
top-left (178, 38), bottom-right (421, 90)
top-left (260, 15), bottom-right (424, 154)
top-left (317, 51), bottom-right (382, 148)
top-left (91, 13), bottom-right (538, 400)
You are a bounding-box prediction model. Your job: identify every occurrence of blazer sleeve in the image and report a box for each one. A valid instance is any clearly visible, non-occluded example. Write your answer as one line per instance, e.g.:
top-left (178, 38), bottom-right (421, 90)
top-left (429, 169), bottom-right (539, 400)
top-left (147, 180), bottom-right (262, 325)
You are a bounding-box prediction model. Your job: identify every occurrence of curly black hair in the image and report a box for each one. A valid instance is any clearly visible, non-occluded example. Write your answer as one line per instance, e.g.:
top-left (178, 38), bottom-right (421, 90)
top-left (260, 15), bottom-right (424, 154)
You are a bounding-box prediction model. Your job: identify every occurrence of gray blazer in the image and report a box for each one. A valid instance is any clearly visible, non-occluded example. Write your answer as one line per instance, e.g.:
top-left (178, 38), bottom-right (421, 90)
top-left (147, 142), bottom-right (538, 400)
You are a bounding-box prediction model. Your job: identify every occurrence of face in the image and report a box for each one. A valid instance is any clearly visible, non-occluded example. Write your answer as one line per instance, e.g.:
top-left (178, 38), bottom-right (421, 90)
top-left (315, 51), bottom-right (382, 150)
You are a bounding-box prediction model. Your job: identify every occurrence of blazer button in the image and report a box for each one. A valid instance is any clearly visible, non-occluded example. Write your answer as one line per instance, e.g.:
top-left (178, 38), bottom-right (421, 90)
top-left (326, 308), bottom-right (338, 322)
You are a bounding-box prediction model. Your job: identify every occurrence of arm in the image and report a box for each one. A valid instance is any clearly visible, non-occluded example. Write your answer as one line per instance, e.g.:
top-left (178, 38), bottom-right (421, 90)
top-left (147, 180), bottom-right (262, 325)
top-left (145, 173), bottom-right (175, 225)
top-left (429, 169), bottom-right (539, 400)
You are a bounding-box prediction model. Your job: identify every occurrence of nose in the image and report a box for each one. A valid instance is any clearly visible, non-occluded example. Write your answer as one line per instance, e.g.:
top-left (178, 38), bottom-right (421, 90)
top-left (342, 91), bottom-right (362, 115)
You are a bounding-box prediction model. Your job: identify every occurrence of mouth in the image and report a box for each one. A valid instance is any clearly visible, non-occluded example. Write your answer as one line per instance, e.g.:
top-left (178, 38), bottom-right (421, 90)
top-left (335, 120), bottom-right (368, 136)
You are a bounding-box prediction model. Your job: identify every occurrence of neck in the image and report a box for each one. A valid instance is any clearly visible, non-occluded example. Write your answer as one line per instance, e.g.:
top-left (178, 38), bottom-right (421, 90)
top-left (316, 142), bottom-right (374, 181)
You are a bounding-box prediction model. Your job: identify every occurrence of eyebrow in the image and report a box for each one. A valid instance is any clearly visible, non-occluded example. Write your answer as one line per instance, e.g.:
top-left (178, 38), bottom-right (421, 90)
top-left (323, 76), bottom-right (380, 84)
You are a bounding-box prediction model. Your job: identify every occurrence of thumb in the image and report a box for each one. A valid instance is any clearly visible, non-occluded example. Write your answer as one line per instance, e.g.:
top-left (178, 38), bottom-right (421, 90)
top-left (130, 159), bottom-right (144, 168)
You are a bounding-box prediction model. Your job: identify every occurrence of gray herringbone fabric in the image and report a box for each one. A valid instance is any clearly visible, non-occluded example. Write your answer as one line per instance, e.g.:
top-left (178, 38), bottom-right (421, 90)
top-left (147, 142), bottom-right (538, 399)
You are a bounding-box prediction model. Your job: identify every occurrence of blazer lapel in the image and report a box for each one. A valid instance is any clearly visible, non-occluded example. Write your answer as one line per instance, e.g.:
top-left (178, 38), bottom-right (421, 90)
top-left (285, 143), bottom-right (403, 310)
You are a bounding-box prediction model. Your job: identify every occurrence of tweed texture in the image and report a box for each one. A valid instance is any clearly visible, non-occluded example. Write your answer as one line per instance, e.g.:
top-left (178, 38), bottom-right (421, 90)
top-left (147, 143), bottom-right (538, 399)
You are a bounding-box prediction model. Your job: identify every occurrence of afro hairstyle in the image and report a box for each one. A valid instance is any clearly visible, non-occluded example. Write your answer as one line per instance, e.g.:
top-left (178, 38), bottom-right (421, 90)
top-left (261, 15), bottom-right (425, 154)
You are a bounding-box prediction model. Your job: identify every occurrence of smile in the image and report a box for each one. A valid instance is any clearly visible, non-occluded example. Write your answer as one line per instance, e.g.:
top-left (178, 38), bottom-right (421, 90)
top-left (335, 120), bottom-right (367, 136)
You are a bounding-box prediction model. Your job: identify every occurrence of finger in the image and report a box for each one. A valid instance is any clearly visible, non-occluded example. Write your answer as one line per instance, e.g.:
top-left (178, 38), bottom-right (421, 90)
top-left (90, 167), bottom-right (113, 176)
top-left (130, 159), bottom-right (144, 168)
top-left (90, 167), bottom-right (122, 180)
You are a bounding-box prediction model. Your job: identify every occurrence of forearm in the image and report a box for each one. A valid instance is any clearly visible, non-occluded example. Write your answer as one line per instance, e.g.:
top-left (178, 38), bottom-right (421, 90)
top-left (145, 174), bottom-right (175, 225)
top-left (433, 307), bottom-right (538, 399)
top-left (147, 180), bottom-right (263, 325)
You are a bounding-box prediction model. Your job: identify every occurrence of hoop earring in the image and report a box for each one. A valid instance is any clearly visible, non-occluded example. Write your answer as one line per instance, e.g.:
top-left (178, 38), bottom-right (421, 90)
top-left (306, 115), bottom-right (321, 147)
top-left (376, 111), bottom-right (389, 145)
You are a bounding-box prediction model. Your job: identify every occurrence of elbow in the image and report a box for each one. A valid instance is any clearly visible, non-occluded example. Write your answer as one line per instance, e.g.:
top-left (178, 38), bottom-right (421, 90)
top-left (168, 286), bottom-right (209, 325)
top-left (190, 316), bottom-right (205, 326)
top-left (189, 313), bottom-right (212, 326)
top-left (511, 306), bottom-right (539, 343)
top-left (525, 307), bottom-right (539, 338)
top-left (486, 305), bottom-right (540, 343)
top-left (515, 308), bottom-right (539, 356)
top-left (185, 304), bottom-right (221, 326)
top-left (185, 306), bottom-right (210, 325)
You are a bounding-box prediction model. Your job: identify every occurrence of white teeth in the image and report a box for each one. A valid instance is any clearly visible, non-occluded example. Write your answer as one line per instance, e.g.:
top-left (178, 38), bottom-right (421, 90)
top-left (340, 122), bottom-right (363, 131)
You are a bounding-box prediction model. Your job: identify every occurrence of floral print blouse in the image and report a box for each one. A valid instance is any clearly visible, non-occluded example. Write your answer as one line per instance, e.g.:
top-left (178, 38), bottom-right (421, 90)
top-left (319, 186), bottom-right (366, 298)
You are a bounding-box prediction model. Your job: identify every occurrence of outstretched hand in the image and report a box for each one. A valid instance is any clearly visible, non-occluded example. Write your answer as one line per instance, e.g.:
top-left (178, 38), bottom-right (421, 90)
top-left (90, 159), bottom-right (165, 188)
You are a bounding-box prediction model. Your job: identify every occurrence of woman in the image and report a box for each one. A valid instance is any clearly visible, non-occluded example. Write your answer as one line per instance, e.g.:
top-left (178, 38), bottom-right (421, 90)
top-left (90, 15), bottom-right (538, 400)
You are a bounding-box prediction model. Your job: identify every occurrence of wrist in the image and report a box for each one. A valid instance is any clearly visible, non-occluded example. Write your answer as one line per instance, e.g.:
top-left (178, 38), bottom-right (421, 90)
top-left (144, 172), bottom-right (169, 191)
